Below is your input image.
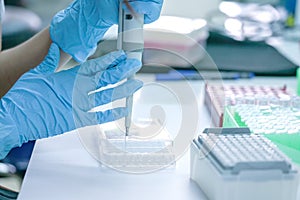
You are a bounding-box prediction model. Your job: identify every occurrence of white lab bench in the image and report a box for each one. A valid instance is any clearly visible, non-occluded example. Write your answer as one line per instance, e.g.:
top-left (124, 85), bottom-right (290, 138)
top-left (17, 73), bottom-right (299, 200)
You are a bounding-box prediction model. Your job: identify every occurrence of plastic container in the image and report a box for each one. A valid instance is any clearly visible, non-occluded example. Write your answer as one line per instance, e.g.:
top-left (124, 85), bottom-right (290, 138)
top-left (98, 119), bottom-right (175, 173)
top-left (143, 16), bottom-right (209, 67)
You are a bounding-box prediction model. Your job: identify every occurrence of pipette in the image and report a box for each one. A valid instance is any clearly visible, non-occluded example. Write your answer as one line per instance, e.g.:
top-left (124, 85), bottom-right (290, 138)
top-left (117, 1), bottom-right (144, 140)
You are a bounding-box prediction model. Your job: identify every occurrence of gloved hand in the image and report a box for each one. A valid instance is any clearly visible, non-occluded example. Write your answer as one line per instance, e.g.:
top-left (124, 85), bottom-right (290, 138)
top-left (0, 43), bottom-right (143, 159)
top-left (50, 0), bottom-right (163, 63)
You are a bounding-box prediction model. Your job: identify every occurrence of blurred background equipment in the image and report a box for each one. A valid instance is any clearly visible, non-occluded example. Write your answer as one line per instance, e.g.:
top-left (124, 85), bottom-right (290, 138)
top-left (204, 1), bottom-right (298, 75)
top-left (2, 5), bottom-right (41, 49)
top-left (2, 0), bottom-right (73, 50)
top-left (207, 1), bottom-right (287, 42)
top-left (96, 0), bottom-right (298, 75)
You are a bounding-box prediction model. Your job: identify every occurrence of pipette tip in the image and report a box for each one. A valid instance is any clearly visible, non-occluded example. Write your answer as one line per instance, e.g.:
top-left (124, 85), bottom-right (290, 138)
top-left (125, 127), bottom-right (129, 137)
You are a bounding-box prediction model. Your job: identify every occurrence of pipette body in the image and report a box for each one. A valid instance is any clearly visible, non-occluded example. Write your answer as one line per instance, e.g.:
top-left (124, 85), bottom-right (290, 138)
top-left (117, 2), bottom-right (144, 138)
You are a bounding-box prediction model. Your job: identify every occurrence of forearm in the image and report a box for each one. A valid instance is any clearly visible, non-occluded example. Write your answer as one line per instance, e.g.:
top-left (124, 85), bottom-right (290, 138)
top-left (0, 27), bottom-right (71, 97)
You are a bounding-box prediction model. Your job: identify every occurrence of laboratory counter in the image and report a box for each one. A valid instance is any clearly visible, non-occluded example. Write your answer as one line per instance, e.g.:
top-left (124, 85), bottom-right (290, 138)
top-left (17, 74), bottom-right (299, 200)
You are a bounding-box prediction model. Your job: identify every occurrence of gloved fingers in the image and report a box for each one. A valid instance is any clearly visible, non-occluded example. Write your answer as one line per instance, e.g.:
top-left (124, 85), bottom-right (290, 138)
top-left (79, 50), bottom-right (127, 75)
top-left (34, 43), bottom-right (60, 74)
top-left (96, 107), bottom-right (128, 124)
top-left (92, 79), bottom-right (143, 107)
top-left (98, 58), bottom-right (141, 87)
top-left (123, 1), bottom-right (163, 24)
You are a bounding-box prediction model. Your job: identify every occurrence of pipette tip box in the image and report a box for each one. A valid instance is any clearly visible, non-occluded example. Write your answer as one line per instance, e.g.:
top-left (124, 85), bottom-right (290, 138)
top-left (190, 128), bottom-right (299, 200)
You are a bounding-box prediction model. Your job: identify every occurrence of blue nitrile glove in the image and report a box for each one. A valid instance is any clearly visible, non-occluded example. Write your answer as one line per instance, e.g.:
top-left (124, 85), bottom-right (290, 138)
top-left (0, 43), bottom-right (143, 159)
top-left (50, 0), bottom-right (163, 63)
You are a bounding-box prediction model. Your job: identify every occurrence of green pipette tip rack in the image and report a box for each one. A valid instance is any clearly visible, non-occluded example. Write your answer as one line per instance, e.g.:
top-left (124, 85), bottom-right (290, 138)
top-left (223, 106), bottom-right (300, 165)
top-left (297, 67), bottom-right (300, 96)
